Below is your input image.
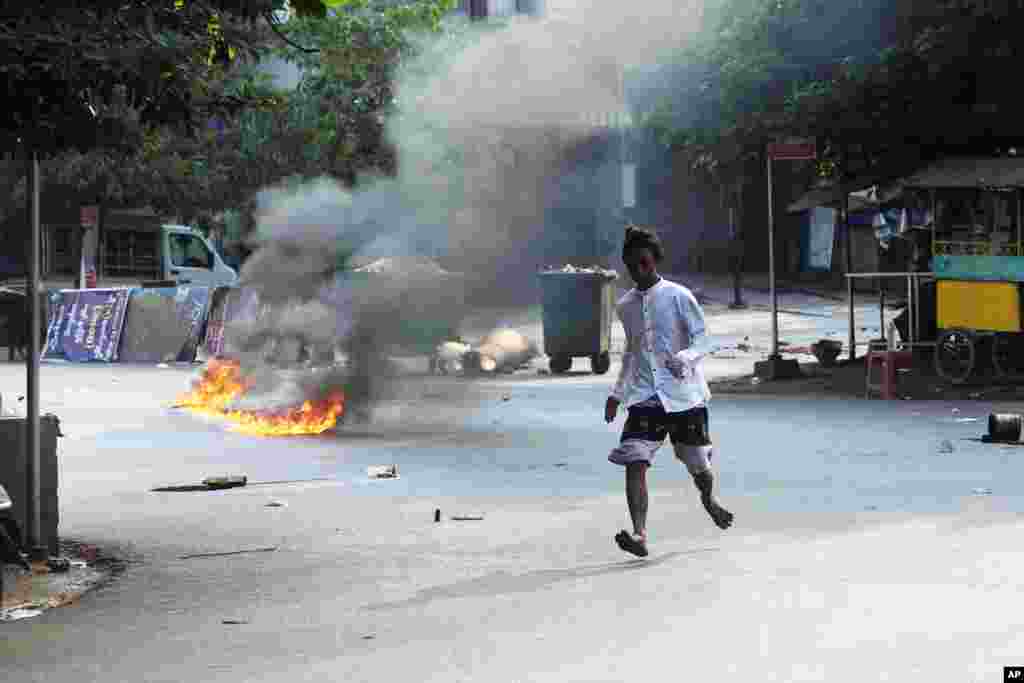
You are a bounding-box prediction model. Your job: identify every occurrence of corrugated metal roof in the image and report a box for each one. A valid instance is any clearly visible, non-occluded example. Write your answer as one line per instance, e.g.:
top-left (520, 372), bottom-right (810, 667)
top-left (786, 186), bottom-right (877, 213)
top-left (902, 157), bottom-right (1024, 188)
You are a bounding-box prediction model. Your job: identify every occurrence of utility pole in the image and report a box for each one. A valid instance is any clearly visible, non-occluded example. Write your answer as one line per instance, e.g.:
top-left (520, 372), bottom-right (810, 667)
top-left (755, 140), bottom-right (813, 380)
top-left (25, 148), bottom-right (43, 560)
top-left (843, 184), bottom-right (855, 362)
top-left (767, 150), bottom-right (778, 356)
top-left (729, 193), bottom-right (746, 309)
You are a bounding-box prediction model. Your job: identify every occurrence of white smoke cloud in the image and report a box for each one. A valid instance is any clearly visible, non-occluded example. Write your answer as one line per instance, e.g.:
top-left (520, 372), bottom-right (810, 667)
top-left (230, 1), bottom-right (706, 412)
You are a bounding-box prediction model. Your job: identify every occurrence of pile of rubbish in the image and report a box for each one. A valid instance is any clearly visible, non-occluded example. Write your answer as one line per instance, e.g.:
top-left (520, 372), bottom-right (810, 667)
top-left (431, 328), bottom-right (537, 375)
top-left (539, 264), bottom-right (618, 279)
top-left (353, 256), bottom-right (452, 278)
top-left (1, 541), bottom-right (107, 623)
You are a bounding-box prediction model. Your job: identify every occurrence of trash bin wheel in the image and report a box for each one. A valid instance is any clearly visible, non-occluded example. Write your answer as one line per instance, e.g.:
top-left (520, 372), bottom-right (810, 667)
top-left (934, 328), bottom-right (976, 384)
top-left (590, 352), bottom-right (611, 375)
top-left (549, 354), bottom-right (572, 374)
top-left (991, 332), bottom-right (1024, 381)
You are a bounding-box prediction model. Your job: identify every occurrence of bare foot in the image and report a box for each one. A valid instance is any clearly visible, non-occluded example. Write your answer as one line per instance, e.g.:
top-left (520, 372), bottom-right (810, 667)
top-left (702, 495), bottom-right (734, 530)
top-left (614, 530), bottom-right (649, 557)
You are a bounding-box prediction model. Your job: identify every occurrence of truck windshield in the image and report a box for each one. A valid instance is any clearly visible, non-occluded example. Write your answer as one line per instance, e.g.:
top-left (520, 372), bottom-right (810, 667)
top-left (170, 234), bottom-right (213, 269)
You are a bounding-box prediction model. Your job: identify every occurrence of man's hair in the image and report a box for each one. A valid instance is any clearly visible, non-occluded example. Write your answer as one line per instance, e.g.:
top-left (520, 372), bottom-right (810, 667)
top-left (622, 224), bottom-right (664, 263)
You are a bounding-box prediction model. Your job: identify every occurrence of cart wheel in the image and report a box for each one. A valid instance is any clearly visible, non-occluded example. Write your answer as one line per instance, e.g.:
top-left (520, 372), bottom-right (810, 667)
top-left (934, 329), bottom-right (976, 384)
top-left (991, 332), bottom-right (1024, 381)
top-left (549, 354), bottom-right (572, 374)
top-left (590, 352), bottom-right (611, 375)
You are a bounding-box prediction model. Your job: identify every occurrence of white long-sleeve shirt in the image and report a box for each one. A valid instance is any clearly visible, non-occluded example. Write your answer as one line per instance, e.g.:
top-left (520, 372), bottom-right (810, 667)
top-left (610, 277), bottom-right (713, 412)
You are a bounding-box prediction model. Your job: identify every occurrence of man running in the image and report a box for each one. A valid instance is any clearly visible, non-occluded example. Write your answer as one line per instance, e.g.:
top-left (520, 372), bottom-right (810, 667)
top-left (605, 225), bottom-right (734, 558)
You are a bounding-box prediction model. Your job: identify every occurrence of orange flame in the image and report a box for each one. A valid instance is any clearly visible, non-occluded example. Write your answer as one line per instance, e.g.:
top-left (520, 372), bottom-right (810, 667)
top-left (175, 359), bottom-right (345, 436)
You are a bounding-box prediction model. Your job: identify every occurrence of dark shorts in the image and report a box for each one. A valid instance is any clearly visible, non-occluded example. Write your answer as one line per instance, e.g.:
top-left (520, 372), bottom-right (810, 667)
top-left (608, 404), bottom-right (713, 471)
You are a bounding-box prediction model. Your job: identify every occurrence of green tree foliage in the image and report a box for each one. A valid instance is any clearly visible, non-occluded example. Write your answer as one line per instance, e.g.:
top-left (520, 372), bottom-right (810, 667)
top-left (0, 0), bottom-right (455, 233)
top-left (647, 0), bottom-right (1024, 185)
top-left (0, 0), bottom-right (298, 154)
top-left (261, 0), bottom-right (457, 181)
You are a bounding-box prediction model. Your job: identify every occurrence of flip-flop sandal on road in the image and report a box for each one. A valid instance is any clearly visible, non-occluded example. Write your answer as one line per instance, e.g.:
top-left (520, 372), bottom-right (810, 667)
top-left (615, 530), bottom-right (648, 558)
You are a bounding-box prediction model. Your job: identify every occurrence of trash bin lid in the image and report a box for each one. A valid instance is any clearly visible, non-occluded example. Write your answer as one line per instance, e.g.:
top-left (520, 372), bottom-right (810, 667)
top-left (0, 483), bottom-right (10, 511)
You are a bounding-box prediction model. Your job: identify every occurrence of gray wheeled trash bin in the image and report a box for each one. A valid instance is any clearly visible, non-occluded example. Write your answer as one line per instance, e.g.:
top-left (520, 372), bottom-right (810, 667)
top-left (537, 270), bottom-right (618, 374)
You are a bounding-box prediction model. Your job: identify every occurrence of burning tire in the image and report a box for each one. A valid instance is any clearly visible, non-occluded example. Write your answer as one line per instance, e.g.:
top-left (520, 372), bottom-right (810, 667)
top-left (549, 354), bottom-right (572, 374)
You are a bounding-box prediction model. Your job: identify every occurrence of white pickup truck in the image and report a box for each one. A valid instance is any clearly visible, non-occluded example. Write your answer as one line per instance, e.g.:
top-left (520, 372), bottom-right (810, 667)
top-left (92, 223), bottom-right (238, 288)
top-left (0, 223), bottom-right (238, 359)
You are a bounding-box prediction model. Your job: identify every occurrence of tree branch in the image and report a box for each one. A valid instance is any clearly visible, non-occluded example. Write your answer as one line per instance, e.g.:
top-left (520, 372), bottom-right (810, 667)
top-left (263, 10), bottom-right (319, 53)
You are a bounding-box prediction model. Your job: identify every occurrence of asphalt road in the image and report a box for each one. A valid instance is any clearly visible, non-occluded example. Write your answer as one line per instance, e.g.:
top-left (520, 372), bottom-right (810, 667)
top-left (2, 362), bottom-right (1023, 682)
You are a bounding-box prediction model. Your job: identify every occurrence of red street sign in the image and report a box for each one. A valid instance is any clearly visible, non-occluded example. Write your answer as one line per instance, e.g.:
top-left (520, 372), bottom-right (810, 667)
top-left (768, 142), bottom-right (816, 161)
top-left (80, 206), bottom-right (99, 229)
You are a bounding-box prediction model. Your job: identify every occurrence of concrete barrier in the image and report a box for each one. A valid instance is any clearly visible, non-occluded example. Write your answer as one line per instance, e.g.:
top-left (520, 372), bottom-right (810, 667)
top-left (118, 287), bottom-right (211, 363)
top-left (43, 285), bottom-right (213, 363)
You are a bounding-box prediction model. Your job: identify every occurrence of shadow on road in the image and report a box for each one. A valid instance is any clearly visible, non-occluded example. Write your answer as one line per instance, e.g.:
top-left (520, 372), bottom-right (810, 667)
top-left (366, 546), bottom-right (719, 611)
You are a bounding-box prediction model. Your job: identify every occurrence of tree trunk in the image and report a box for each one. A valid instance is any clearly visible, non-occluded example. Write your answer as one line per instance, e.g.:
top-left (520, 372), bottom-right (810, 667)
top-left (728, 178), bottom-right (746, 308)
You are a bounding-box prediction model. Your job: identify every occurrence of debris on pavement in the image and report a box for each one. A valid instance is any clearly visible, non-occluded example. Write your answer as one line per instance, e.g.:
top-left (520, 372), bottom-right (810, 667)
top-left (539, 264), bottom-right (618, 278)
top-left (179, 546), bottom-right (278, 560)
top-left (972, 487), bottom-right (993, 495)
top-left (353, 255), bottom-right (449, 277)
top-left (45, 592), bottom-right (79, 609)
top-left (265, 500), bottom-right (287, 508)
top-left (937, 440), bottom-right (955, 454)
top-left (153, 475), bottom-right (251, 493)
top-left (431, 340), bottom-right (470, 375)
top-left (46, 557), bottom-right (71, 573)
top-left (151, 484), bottom-right (219, 492)
top-left (0, 607), bottom-right (43, 622)
top-left (202, 475), bottom-right (248, 490)
top-left (450, 515), bottom-right (485, 521)
top-left (2, 540), bottom-right (113, 621)
top-left (367, 464), bottom-right (399, 480)
top-left (222, 618), bottom-right (250, 625)
top-left (434, 509), bottom-right (441, 523)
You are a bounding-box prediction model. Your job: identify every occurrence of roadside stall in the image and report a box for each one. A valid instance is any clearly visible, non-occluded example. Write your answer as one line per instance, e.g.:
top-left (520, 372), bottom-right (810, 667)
top-left (902, 157), bottom-right (1024, 383)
